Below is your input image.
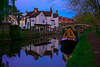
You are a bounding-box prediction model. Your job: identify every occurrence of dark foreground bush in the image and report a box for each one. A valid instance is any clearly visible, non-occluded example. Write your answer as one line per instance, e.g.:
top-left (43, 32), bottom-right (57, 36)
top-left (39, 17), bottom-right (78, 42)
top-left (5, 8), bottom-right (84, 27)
top-left (0, 34), bottom-right (11, 41)
top-left (10, 25), bottom-right (25, 39)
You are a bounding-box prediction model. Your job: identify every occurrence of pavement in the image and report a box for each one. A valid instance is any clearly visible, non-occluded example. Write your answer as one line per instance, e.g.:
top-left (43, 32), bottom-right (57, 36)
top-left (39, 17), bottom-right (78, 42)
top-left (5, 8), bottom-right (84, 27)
top-left (87, 32), bottom-right (100, 67)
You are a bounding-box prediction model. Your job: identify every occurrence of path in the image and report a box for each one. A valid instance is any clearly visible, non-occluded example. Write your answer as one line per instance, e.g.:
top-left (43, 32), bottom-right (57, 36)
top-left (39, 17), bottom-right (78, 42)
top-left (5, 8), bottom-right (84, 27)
top-left (87, 32), bottom-right (100, 66)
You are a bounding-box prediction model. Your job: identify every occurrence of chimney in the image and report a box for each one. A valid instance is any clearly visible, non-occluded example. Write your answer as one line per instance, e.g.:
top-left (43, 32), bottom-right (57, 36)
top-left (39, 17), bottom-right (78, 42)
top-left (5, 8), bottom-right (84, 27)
top-left (56, 10), bottom-right (58, 14)
top-left (34, 7), bottom-right (38, 13)
top-left (25, 10), bottom-right (28, 13)
top-left (50, 7), bottom-right (52, 12)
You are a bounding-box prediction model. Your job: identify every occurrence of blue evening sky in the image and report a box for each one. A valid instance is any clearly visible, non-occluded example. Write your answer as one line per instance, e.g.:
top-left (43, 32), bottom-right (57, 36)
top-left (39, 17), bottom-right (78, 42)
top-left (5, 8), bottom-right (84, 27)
top-left (15, 0), bottom-right (75, 18)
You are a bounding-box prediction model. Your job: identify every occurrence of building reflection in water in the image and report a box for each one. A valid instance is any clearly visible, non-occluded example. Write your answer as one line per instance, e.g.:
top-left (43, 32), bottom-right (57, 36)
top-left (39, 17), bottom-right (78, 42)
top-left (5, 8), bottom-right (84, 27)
top-left (0, 56), bottom-right (9, 67)
top-left (24, 37), bottom-right (59, 60)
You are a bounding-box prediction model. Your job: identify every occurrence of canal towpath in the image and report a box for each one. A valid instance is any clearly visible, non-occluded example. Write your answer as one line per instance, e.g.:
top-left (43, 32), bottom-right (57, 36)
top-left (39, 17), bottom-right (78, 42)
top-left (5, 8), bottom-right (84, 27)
top-left (87, 32), bottom-right (100, 66)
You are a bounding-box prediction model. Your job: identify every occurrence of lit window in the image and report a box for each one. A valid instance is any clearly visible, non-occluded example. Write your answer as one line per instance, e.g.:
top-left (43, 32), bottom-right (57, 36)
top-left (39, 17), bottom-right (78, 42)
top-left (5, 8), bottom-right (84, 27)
top-left (54, 22), bottom-right (56, 25)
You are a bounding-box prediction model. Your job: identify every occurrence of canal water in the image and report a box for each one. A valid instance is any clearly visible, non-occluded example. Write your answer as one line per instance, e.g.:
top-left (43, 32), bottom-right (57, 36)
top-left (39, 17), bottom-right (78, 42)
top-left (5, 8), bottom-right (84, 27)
top-left (0, 35), bottom-right (76, 67)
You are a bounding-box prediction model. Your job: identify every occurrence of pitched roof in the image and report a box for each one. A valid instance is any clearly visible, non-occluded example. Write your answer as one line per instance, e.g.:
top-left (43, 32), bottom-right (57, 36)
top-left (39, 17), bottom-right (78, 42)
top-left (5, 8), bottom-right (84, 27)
top-left (59, 16), bottom-right (74, 23)
top-left (26, 11), bottom-right (52, 18)
top-left (26, 11), bottom-right (34, 16)
top-left (42, 11), bottom-right (52, 17)
top-left (25, 10), bottom-right (28, 13)
top-left (67, 18), bottom-right (72, 21)
top-left (53, 13), bottom-right (58, 18)
top-left (9, 15), bottom-right (17, 21)
top-left (63, 17), bottom-right (65, 21)
top-left (29, 11), bottom-right (41, 18)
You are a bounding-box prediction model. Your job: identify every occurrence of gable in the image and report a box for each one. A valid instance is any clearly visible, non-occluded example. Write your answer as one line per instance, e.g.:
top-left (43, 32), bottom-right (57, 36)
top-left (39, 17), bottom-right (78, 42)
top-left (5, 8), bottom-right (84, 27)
top-left (26, 11), bottom-right (34, 16)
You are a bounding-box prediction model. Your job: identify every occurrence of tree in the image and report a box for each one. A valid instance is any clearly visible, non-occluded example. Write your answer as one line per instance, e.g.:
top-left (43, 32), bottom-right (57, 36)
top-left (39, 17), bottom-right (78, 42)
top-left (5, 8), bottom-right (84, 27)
top-left (9, 5), bottom-right (23, 16)
top-left (17, 15), bottom-right (20, 25)
top-left (65, 0), bottom-right (100, 31)
top-left (0, 0), bottom-right (16, 23)
top-left (0, 0), bottom-right (9, 23)
top-left (73, 12), bottom-right (95, 23)
top-left (65, 0), bottom-right (100, 22)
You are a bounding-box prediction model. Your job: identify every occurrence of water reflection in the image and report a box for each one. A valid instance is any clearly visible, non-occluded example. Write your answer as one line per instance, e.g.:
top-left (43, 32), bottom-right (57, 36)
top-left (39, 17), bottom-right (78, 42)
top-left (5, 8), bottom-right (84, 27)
top-left (0, 35), bottom-right (81, 67)
top-left (0, 34), bottom-right (78, 67)
top-left (60, 43), bottom-right (77, 63)
top-left (0, 40), bottom-right (24, 67)
top-left (0, 40), bottom-right (23, 58)
top-left (0, 56), bottom-right (9, 67)
top-left (0, 35), bottom-right (68, 67)
top-left (24, 38), bottom-right (59, 60)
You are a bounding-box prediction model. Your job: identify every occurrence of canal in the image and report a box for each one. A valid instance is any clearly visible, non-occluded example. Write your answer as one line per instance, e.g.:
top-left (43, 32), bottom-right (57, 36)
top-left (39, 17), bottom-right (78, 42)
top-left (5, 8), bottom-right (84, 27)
top-left (0, 35), bottom-right (76, 67)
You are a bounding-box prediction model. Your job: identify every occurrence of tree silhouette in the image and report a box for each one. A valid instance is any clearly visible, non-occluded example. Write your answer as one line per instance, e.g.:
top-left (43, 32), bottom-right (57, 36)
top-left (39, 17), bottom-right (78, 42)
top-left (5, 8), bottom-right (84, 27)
top-left (66, 0), bottom-right (100, 22)
top-left (0, 0), bottom-right (16, 23)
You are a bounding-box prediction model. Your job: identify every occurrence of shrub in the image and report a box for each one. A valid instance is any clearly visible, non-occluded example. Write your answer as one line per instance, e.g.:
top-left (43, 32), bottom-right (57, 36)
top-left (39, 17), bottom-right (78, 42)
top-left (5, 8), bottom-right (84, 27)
top-left (0, 34), bottom-right (11, 41)
top-left (0, 34), bottom-right (11, 38)
top-left (10, 25), bottom-right (25, 39)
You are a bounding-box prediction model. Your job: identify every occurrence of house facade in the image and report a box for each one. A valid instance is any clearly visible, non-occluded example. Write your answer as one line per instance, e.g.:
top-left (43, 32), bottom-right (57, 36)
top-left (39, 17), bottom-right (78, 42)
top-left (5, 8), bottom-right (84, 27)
top-left (53, 10), bottom-right (59, 30)
top-left (24, 7), bottom-right (59, 32)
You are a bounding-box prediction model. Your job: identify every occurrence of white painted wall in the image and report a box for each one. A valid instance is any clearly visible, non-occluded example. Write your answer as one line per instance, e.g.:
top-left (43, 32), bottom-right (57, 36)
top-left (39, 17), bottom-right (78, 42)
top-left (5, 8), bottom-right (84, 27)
top-left (53, 17), bottom-right (59, 27)
top-left (46, 17), bottom-right (51, 25)
top-left (54, 39), bottom-right (59, 49)
top-left (31, 18), bottom-right (35, 26)
top-left (35, 12), bottom-right (46, 24)
top-left (24, 44), bottom-right (46, 56)
top-left (46, 12), bottom-right (53, 25)
top-left (22, 21), bottom-right (25, 28)
top-left (51, 12), bottom-right (53, 20)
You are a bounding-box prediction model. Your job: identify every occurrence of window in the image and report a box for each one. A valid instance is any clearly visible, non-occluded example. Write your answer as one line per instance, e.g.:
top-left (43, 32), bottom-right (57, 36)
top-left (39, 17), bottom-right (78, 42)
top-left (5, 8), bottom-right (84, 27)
top-left (32, 19), bottom-right (34, 22)
top-left (51, 21), bottom-right (54, 26)
top-left (42, 19), bottom-right (45, 23)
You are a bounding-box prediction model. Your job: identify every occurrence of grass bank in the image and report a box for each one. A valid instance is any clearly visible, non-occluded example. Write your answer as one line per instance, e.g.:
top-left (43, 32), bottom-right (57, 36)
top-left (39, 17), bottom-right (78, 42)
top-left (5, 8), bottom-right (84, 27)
top-left (66, 29), bottom-right (97, 67)
top-left (95, 28), bottom-right (100, 39)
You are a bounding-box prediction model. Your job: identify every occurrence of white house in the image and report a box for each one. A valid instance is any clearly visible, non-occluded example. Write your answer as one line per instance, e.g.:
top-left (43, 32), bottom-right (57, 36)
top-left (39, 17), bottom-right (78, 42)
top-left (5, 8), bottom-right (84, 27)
top-left (24, 7), bottom-right (59, 32)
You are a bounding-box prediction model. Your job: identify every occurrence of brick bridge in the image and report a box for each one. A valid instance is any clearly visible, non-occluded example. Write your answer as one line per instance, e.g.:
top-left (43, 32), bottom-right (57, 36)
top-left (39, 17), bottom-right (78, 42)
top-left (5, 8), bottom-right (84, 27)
top-left (59, 22), bottom-right (94, 28)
